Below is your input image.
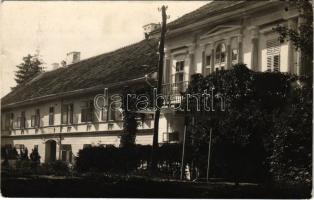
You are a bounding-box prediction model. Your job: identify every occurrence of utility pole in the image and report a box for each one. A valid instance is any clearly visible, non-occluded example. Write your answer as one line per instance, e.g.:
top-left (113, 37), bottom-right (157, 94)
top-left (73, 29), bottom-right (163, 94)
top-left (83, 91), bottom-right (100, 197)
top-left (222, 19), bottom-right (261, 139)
top-left (151, 5), bottom-right (167, 171)
top-left (206, 128), bottom-right (213, 182)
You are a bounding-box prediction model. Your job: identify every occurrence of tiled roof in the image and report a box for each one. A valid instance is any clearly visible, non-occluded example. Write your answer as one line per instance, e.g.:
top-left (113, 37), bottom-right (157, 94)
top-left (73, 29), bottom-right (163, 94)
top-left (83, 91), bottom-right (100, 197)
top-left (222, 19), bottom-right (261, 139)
top-left (167, 1), bottom-right (245, 30)
top-left (2, 38), bottom-right (159, 106)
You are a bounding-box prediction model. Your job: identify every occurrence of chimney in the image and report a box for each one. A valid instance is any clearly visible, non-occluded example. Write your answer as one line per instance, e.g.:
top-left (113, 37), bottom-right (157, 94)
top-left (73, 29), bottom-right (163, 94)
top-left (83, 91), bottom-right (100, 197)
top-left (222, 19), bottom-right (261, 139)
top-left (66, 51), bottom-right (80, 65)
top-left (143, 23), bottom-right (161, 39)
top-left (51, 62), bottom-right (60, 70)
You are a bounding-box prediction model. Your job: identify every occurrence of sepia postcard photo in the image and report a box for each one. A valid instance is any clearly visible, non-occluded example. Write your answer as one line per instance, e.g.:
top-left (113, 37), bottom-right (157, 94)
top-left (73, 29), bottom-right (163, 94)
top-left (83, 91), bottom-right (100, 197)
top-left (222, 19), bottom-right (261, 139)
top-left (0, 0), bottom-right (312, 198)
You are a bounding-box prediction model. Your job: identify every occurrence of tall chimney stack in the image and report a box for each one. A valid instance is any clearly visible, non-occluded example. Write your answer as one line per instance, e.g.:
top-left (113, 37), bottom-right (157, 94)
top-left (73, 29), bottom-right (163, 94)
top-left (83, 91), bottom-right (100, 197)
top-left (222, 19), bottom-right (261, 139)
top-left (143, 23), bottom-right (160, 39)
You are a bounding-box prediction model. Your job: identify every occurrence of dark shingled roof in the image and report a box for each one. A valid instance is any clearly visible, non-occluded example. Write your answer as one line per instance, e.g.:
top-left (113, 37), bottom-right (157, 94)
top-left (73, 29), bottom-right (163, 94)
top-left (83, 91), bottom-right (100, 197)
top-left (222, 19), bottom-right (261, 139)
top-left (168, 1), bottom-right (245, 30)
top-left (2, 38), bottom-right (159, 106)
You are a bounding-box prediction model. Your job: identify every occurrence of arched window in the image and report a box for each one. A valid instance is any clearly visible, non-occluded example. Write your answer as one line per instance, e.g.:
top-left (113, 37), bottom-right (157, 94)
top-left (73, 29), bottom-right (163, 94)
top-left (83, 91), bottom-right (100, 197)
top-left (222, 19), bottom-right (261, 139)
top-left (215, 43), bottom-right (226, 68)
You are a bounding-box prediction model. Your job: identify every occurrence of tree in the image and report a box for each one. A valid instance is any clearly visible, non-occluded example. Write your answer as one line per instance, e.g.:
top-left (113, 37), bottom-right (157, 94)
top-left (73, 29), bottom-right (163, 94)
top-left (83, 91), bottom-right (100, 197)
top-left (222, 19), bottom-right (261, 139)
top-left (30, 147), bottom-right (41, 169)
top-left (14, 54), bottom-right (43, 86)
top-left (20, 147), bottom-right (29, 161)
top-left (120, 86), bottom-right (153, 148)
top-left (269, 75), bottom-right (312, 184)
top-left (120, 87), bottom-right (138, 148)
top-left (183, 64), bottom-right (311, 184)
top-left (273, 0), bottom-right (313, 74)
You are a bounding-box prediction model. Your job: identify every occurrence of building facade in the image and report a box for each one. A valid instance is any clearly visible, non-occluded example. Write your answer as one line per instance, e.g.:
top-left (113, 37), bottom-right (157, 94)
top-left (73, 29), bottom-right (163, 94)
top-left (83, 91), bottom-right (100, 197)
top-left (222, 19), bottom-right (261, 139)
top-left (1, 39), bottom-right (160, 163)
top-left (159, 1), bottom-right (303, 141)
top-left (1, 1), bottom-right (304, 163)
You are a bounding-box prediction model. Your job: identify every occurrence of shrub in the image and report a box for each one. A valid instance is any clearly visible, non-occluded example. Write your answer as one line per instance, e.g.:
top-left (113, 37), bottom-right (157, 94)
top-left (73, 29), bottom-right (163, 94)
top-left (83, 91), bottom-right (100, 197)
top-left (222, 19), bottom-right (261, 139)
top-left (47, 160), bottom-right (70, 176)
top-left (30, 148), bottom-right (41, 169)
top-left (183, 64), bottom-right (312, 184)
top-left (75, 144), bottom-right (184, 178)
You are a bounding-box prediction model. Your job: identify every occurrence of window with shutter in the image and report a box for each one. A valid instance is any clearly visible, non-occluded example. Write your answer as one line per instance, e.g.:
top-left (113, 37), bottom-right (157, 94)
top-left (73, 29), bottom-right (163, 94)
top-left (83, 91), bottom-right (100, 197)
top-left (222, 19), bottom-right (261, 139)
top-left (20, 111), bottom-right (25, 129)
top-left (62, 103), bottom-right (74, 124)
top-left (16, 117), bottom-right (21, 129)
top-left (69, 104), bottom-right (74, 124)
top-left (215, 43), bottom-right (226, 70)
top-left (267, 56), bottom-right (272, 71)
top-left (9, 113), bottom-right (14, 130)
top-left (273, 55), bottom-right (280, 72)
top-left (175, 61), bottom-right (184, 83)
top-left (4, 113), bottom-right (10, 130)
top-left (61, 144), bottom-right (72, 163)
top-left (204, 54), bottom-right (212, 76)
top-left (81, 100), bottom-right (94, 122)
top-left (31, 115), bottom-right (35, 127)
top-left (61, 104), bottom-right (68, 124)
top-left (206, 55), bottom-right (211, 66)
top-left (49, 107), bottom-right (54, 125)
top-left (266, 39), bottom-right (281, 72)
top-left (35, 109), bottom-right (40, 127)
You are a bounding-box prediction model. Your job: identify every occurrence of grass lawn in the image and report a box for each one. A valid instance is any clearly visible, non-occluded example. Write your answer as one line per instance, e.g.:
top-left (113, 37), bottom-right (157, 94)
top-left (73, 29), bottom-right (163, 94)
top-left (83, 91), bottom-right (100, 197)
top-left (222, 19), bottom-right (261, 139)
top-left (1, 175), bottom-right (311, 198)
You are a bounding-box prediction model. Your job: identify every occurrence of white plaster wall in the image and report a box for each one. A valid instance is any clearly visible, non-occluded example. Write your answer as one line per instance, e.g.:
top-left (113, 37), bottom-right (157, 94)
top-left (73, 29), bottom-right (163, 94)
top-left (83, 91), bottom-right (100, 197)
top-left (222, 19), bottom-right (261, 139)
top-left (9, 132), bottom-right (154, 163)
top-left (280, 43), bottom-right (289, 73)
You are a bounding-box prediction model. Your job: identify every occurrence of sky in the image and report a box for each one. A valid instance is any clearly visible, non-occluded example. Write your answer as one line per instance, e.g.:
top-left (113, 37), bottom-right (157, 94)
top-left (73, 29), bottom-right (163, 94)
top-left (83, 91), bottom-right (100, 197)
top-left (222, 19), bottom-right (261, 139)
top-left (0, 1), bottom-right (207, 98)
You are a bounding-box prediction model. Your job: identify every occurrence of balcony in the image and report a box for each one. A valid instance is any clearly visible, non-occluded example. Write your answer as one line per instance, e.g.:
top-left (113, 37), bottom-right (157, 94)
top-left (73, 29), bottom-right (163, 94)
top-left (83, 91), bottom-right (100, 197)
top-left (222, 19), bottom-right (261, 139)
top-left (162, 81), bottom-right (189, 105)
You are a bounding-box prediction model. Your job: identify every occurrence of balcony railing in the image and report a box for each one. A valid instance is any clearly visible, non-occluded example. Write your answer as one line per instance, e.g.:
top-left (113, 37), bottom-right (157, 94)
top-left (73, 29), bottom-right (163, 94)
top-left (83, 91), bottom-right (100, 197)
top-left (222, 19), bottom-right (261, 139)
top-left (3, 118), bottom-right (153, 137)
top-left (162, 81), bottom-right (189, 105)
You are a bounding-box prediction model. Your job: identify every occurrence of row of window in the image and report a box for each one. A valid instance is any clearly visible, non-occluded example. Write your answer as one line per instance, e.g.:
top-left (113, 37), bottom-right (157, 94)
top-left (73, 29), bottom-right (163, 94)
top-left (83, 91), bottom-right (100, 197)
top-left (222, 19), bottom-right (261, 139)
top-left (173, 39), bottom-right (280, 81)
top-left (4, 101), bottom-right (123, 130)
top-left (174, 40), bottom-right (240, 81)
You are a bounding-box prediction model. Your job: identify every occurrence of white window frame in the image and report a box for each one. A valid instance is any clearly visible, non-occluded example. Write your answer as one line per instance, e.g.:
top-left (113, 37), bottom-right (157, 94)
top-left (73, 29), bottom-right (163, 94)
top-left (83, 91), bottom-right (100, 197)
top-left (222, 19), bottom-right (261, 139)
top-left (174, 60), bottom-right (185, 83)
top-left (215, 43), bottom-right (226, 70)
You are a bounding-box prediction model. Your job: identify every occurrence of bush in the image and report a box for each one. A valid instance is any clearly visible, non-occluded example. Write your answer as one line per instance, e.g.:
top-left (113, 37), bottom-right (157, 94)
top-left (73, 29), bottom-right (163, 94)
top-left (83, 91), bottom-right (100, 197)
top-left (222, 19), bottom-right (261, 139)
top-left (75, 144), bottom-right (185, 178)
top-left (183, 64), bottom-right (312, 184)
top-left (44, 160), bottom-right (70, 176)
top-left (30, 148), bottom-right (41, 169)
top-left (75, 145), bottom-right (150, 173)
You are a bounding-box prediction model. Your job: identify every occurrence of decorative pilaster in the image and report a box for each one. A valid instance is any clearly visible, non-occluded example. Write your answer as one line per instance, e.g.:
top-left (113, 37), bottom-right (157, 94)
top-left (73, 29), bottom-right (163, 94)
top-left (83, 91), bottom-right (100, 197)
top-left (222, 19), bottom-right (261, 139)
top-left (164, 48), bottom-right (171, 84)
top-left (238, 34), bottom-right (243, 63)
top-left (226, 38), bottom-right (232, 69)
top-left (250, 26), bottom-right (259, 71)
top-left (199, 44), bottom-right (206, 75)
top-left (211, 48), bottom-right (215, 73)
top-left (188, 44), bottom-right (196, 79)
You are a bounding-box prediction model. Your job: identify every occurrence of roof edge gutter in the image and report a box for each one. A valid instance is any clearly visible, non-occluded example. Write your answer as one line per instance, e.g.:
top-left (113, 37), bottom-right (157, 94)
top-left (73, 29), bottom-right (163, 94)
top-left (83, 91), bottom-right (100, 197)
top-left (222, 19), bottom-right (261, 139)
top-left (2, 73), bottom-right (157, 110)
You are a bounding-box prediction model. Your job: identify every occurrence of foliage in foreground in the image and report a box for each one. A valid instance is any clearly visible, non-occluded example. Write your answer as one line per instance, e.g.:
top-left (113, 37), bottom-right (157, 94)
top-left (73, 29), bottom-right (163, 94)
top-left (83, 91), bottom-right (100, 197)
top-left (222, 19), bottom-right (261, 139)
top-left (75, 144), bottom-right (186, 178)
top-left (183, 63), bottom-right (312, 184)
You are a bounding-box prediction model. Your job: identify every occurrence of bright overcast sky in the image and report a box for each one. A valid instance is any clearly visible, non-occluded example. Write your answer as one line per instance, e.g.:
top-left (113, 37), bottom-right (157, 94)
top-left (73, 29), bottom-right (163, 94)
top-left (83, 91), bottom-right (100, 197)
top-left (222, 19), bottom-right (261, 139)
top-left (0, 1), bottom-right (207, 97)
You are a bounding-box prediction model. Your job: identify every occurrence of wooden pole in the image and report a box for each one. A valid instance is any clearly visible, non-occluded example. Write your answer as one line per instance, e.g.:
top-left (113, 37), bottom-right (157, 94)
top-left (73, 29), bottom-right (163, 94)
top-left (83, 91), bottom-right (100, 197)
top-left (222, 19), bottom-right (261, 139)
top-left (180, 125), bottom-right (187, 180)
top-left (206, 128), bottom-right (212, 182)
top-left (151, 5), bottom-right (167, 171)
